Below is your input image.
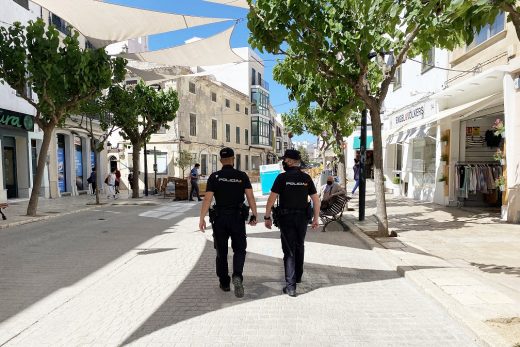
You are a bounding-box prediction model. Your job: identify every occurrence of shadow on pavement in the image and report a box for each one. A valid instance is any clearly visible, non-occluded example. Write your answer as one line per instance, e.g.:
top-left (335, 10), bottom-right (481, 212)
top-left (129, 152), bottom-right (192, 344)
top-left (121, 239), bottom-right (442, 346)
top-left (0, 205), bottom-right (186, 326)
top-left (470, 262), bottom-right (520, 277)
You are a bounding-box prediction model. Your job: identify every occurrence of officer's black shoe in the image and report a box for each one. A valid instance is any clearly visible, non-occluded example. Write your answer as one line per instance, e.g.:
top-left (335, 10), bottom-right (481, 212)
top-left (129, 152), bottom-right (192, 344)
top-left (296, 278), bottom-right (302, 284)
top-left (282, 286), bottom-right (297, 297)
top-left (219, 283), bottom-right (230, 292)
top-left (232, 276), bottom-right (244, 298)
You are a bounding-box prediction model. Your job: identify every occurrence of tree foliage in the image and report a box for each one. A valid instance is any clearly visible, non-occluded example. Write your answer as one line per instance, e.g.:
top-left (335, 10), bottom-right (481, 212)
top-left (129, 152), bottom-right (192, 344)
top-left (107, 82), bottom-right (179, 197)
top-left (0, 19), bottom-right (126, 215)
top-left (175, 150), bottom-right (193, 179)
top-left (248, 0), bottom-right (463, 235)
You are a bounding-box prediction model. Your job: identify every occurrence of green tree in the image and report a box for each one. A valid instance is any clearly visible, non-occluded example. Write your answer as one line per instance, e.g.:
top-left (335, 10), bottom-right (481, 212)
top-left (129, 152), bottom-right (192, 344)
top-left (107, 82), bottom-right (179, 198)
top-left (0, 19), bottom-right (126, 216)
top-left (68, 98), bottom-right (119, 205)
top-left (296, 145), bottom-right (311, 163)
top-left (449, 1), bottom-right (520, 43)
top-left (274, 58), bottom-right (361, 187)
top-left (248, 0), bottom-right (461, 235)
top-left (175, 150), bottom-right (193, 179)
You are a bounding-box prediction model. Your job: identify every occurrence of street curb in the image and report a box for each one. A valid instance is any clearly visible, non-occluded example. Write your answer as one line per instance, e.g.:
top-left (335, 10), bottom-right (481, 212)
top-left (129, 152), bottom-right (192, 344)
top-left (343, 218), bottom-right (510, 347)
top-left (0, 206), bottom-right (96, 230)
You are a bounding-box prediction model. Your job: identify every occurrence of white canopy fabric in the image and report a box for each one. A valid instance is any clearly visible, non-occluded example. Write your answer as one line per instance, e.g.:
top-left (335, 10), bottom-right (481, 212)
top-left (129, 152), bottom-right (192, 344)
top-left (204, 0), bottom-right (249, 9)
top-left (32, 0), bottom-right (231, 48)
top-left (120, 26), bottom-right (244, 67)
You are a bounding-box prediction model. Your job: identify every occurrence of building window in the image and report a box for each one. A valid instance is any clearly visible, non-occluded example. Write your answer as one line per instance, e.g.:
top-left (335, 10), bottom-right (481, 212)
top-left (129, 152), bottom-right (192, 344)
top-left (468, 12), bottom-right (505, 49)
top-left (258, 72), bottom-right (262, 86)
top-left (251, 68), bottom-right (256, 85)
top-left (189, 82), bottom-right (196, 94)
top-left (245, 155), bottom-right (249, 171)
top-left (236, 103), bottom-right (240, 112)
top-left (225, 99), bottom-right (230, 108)
top-left (421, 48), bottom-right (435, 73)
top-left (13, 0), bottom-right (29, 9)
top-left (50, 13), bottom-right (69, 35)
top-left (226, 124), bottom-right (230, 142)
top-left (245, 129), bottom-right (249, 145)
top-left (276, 126), bottom-right (282, 137)
top-left (276, 139), bottom-right (282, 151)
top-left (393, 65), bottom-right (402, 91)
top-left (236, 127), bottom-right (240, 144)
top-left (236, 154), bottom-right (241, 171)
top-left (245, 107), bottom-right (249, 115)
top-left (211, 92), bottom-right (216, 102)
top-left (190, 113), bottom-right (196, 136)
top-left (212, 154), bottom-right (218, 173)
top-left (212, 119), bottom-right (217, 140)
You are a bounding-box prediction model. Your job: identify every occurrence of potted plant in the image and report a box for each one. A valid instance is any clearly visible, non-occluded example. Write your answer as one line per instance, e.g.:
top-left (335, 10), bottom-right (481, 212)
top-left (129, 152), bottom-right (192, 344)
top-left (392, 176), bottom-right (401, 197)
top-left (495, 176), bottom-right (506, 192)
top-left (493, 149), bottom-right (506, 165)
top-left (492, 118), bottom-right (505, 137)
top-left (440, 153), bottom-right (449, 163)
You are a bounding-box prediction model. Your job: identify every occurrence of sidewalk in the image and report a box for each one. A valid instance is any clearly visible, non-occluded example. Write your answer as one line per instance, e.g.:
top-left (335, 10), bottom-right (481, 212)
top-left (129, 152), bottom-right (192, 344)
top-left (345, 181), bottom-right (520, 346)
top-left (0, 191), bottom-right (168, 229)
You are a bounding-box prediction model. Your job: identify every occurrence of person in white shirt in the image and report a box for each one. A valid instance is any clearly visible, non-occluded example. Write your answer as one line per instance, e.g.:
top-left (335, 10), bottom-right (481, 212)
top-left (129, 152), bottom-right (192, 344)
top-left (320, 175), bottom-right (346, 210)
top-left (106, 169), bottom-right (118, 199)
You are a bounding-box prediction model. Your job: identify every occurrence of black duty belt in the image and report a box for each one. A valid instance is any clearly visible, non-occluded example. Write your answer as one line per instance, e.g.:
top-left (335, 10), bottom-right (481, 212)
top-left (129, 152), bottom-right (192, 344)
top-left (278, 208), bottom-right (307, 216)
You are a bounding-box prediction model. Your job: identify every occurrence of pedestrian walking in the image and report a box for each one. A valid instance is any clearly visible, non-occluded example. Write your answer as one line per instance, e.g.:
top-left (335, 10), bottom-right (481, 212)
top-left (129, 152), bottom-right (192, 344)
top-left (115, 169), bottom-right (121, 194)
top-left (351, 158), bottom-right (360, 195)
top-left (264, 149), bottom-right (320, 297)
top-left (87, 167), bottom-right (97, 195)
top-left (199, 147), bottom-right (258, 298)
top-left (189, 163), bottom-right (202, 201)
top-left (105, 169), bottom-right (118, 199)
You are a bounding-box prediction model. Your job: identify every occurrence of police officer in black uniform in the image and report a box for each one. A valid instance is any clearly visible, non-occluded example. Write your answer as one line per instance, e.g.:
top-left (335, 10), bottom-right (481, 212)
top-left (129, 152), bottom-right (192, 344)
top-left (199, 147), bottom-right (258, 298)
top-left (264, 149), bottom-right (320, 297)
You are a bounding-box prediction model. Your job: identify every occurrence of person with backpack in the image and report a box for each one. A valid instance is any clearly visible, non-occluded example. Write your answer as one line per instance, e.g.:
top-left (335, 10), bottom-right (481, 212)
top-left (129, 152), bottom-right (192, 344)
top-left (351, 158), bottom-right (361, 195)
top-left (87, 167), bottom-right (97, 195)
top-left (105, 169), bottom-right (118, 200)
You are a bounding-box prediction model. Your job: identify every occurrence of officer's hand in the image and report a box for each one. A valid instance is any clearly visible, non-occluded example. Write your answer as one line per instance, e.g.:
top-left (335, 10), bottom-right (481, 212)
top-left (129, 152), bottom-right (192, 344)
top-left (199, 218), bottom-right (207, 233)
top-left (248, 215), bottom-right (257, 226)
top-left (265, 219), bottom-right (272, 229)
top-left (311, 218), bottom-right (319, 230)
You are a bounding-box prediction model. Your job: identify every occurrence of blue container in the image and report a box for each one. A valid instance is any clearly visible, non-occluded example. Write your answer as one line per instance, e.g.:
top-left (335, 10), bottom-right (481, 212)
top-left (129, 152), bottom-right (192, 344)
top-left (260, 164), bottom-right (281, 195)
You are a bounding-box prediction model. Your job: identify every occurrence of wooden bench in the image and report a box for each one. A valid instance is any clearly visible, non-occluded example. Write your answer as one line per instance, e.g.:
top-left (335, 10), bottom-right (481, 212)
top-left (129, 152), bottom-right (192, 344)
top-left (0, 203), bottom-right (8, 221)
top-left (319, 194), bottom-right (348, 232)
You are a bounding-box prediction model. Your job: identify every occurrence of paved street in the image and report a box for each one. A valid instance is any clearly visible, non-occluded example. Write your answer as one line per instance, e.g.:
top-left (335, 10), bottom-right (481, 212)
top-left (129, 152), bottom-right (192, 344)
top-left (0, 197), bottom-right (478, 346)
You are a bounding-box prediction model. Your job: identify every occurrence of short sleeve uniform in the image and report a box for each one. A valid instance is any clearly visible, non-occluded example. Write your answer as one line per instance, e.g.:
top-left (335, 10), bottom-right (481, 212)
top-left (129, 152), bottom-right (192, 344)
top-left (206, 165), bottom-right (252, 209)
top-left (271, 168), bottom-right (317, 209)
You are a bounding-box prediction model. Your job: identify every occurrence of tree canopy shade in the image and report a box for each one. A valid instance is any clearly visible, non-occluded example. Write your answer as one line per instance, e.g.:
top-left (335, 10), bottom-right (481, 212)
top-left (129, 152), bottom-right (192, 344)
top-left (107, 82), bottom-right (179, 198)
top-left (0, 19), bottom-right (126, 216)
top-left (248, 0), bottom-right (463, 235)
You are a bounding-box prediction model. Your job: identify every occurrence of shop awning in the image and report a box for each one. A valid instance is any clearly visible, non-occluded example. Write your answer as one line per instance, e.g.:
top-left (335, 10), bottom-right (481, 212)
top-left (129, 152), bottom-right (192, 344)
top-left (204, 0), bottom-right (250, 9)
top-left (121, 26), bottom-right (244, 67)
top-left (353, 136), bottom-right (373, 150)
top-left (435, 93), bottom-right (502, 121)
top-left (386, 124), bottom-right (434, 145)
top-left (32, 0), bottom-right (231, 48)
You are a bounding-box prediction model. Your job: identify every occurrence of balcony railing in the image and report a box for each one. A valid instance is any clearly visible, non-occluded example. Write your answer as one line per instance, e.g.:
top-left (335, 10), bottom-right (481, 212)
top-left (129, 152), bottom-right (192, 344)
top-left (252, 79), bottom-right (269, 91)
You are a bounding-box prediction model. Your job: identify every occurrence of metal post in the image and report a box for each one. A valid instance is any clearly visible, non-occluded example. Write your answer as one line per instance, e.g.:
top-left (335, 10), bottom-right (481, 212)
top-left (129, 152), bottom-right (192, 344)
top-left (153, 146), bottom-right (158, 195)
top-left (359, 108), bottom-right (367, 221)
top-left (144, 142), bottom-right (148, 196)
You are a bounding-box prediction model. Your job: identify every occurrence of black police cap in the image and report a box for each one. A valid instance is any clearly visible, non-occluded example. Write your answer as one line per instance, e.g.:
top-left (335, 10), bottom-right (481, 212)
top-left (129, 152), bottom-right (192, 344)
top-left (220, 147), bottom-right (235, 158)
top-left (281, 149), bottom-right (301, 161)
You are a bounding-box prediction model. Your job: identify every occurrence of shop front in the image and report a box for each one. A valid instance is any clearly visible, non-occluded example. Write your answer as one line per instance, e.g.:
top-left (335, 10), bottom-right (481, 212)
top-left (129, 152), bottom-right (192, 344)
top-left (0, 107), bottom-right (35, 200)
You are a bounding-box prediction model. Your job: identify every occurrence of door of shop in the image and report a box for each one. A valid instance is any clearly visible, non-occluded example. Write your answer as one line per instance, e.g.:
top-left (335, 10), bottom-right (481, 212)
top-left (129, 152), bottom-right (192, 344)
top-left (2, 137), bottom-right (17, 199)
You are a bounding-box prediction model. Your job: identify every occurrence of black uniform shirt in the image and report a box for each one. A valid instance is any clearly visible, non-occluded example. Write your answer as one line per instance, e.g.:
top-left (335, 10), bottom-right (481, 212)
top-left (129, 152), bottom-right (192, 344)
top-left (271, 167), bottom-right (317, 209)
top-left (206, 165), bottom-right (252, 209)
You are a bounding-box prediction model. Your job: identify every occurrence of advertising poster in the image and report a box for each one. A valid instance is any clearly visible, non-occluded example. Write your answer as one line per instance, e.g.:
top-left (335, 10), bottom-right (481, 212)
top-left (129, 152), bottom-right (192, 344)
top-left (91, 151), bottom-right (96, 170)
top-left (57, 147), bottom-right (66, 193)
top-left (75, 146), bottom-right (83, 191)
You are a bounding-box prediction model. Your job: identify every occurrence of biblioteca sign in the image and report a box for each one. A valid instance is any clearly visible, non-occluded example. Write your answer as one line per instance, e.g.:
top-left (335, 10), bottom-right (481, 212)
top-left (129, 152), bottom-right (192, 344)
top-left (0, 108), bottom-right (34, 132)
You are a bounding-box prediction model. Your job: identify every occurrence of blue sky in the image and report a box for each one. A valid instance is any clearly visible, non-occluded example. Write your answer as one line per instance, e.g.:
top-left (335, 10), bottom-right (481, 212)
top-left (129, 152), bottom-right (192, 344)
top-left (109, 0), bottom-right (313, 142)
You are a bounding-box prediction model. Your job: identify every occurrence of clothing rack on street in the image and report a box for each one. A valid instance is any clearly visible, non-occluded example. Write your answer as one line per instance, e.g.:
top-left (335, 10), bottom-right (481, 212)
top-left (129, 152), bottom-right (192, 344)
top-left (454, 161), bottom-right (503, 206)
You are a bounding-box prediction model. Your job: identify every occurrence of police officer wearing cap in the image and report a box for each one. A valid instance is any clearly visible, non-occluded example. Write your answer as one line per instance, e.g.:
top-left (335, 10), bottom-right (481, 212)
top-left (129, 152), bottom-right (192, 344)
top-left (264, 149), bottom-right (320, 297)
top-left (199, 147), bottom-right (258, 298)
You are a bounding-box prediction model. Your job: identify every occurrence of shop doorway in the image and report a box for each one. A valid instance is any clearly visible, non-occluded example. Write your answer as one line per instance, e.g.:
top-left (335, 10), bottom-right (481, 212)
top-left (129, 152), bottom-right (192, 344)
top-left (109, 156), bottom-right (118, 173)
top-left (355, 150), bottom-right (374, 179)
top-left (2, 137), bottom-right (17, 199)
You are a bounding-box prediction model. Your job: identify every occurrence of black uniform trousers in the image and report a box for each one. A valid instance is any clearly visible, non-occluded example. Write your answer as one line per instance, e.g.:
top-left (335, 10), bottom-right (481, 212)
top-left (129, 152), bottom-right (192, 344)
top-left (212, 211), bottom-right (247, 286)
top-left (279, 213), bottom-right (307, 290)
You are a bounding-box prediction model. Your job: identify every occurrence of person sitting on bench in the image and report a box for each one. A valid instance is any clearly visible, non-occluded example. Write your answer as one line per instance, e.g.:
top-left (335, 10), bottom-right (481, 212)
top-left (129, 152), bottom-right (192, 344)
top-left (320, 175), bottom-right (346, 210)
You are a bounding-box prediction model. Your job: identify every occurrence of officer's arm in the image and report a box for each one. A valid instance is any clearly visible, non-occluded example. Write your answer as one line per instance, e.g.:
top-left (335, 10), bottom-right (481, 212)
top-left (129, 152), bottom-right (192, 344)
top-left (245, 189), bottom-right (258, 218)
top-left (200, 192), bottom-right (214, 220)
top-left (310, 193), bottom-right (320, 220)
top-left (265, 192), bottom-right (278, 218)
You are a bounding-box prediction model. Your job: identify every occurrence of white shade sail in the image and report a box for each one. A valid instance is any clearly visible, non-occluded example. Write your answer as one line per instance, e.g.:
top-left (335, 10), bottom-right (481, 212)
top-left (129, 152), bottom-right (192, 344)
top-left (121, 26), bottom-right (244, 67)
top-left (204, 0), bottom-right (249, 9)
top-left (32, 0), bottom-right (232, 48)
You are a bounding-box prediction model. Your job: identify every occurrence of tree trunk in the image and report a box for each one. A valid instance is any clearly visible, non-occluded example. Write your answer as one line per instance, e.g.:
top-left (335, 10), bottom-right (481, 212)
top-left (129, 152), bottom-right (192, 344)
top-left (95, 184), bottom-right (100, 205)
top-left (27, 125), bottom-right (54, 216)
top-left (338, 153), bottom-right (347, 188)
top-left (321, 151), bottom-right (326, 167)
top-left (369, 107), bottom-right (389, 236)
top-left (132, 142), bottom-right (141, 198)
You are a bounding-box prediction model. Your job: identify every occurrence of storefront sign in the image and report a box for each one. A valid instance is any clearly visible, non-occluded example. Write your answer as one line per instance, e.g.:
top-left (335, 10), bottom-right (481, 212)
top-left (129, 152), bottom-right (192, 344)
top-left (387, 101), bottom-right (438, 131)
top-left (395, 106), bottom-right (425, 125)
top-left (0, 108), bottom-right (34, 131)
